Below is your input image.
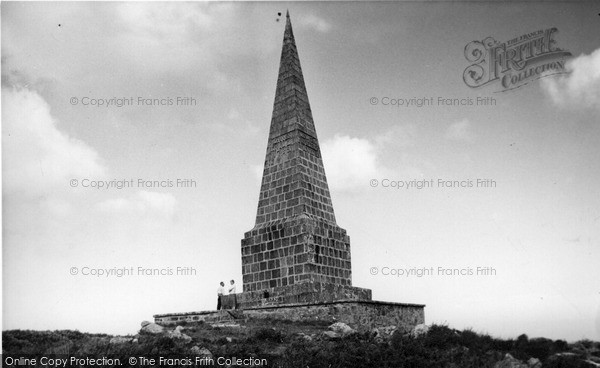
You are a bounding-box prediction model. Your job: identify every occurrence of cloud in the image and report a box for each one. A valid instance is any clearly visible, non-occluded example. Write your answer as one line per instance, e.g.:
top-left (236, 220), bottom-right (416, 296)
top-left (321, 135), bottom-right (389, 192)
top-left (252, 164), bottom-right (264, 183)
top-left (251, 135), bottom-right (385, 192)
top-left (375, 124), bottom-right (417, 148)
top-left (541, 47), bottom-right (600, 111)
top-left (117, 2), bottom-right (216, 36)
top-left (223, 108), bottom-right (260, 135)
top-left (298, 14), bottom-right (332, 33)
top-left (113, 2), bottom-right (268, 81)
top-left (251, 126), bottom-right (424, 193)
top-left (2, 86), bottom-right (105, 198)
top-left (227, 109), bottom-right (241, 120)
top-left (445, 119), bottom-right (475, 143)
top-left (96, 190), bottom-right (176, 218)
top-left (114, 3), bottom-right (234, 77)
top-left (2, 85), bottom-right (109, 252)
top-left (2, 2), bottom-right (266, 101)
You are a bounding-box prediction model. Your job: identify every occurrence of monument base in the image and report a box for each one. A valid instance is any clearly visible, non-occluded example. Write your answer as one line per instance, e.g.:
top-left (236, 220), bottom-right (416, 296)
top-left (236, 281), bottom-right (372, 309)
top-left (153, 300), bottom-right (425, 332)
top-left (154, 282), bottom-right (424, 331)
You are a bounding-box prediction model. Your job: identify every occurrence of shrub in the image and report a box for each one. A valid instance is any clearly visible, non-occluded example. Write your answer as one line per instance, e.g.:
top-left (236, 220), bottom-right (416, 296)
top-left (252, 327), bottom-right (283, 342)
top-left (523, 337), bottom-right (554, 360)
top-left (553, 339), bottom-right (569, 352)
top-left (424, 324), bottom-right (460, 349)
top-left (545, 353), bottom-right (587, 368)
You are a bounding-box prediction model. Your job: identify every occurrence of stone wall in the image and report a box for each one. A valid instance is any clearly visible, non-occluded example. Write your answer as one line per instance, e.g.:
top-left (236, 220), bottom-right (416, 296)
top-left (154, 310), bottom-right (237, 325)
top-left (154, 301), bottom-right (425, 332)
top-left (235, 281), bottom-right (371, 309)
top-left (243, 301), bottom-right (425, 332)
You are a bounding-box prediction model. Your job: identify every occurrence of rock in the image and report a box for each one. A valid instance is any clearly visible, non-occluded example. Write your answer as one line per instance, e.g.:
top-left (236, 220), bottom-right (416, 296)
top-left (175, 325), bottom-right (185, 333)
top-left (548, 353), bottom-right (600, 368)
top-left (199, 347), bottom-right (213, 357)
top-left (109, 336), bottom-right (133, 344)
top-left (141, 323), bottom-right (164, 334)
top-left (226, 337), bottom-right (233, 343)
top-left (210, 323), bottom-right (241, 328)
top-left (323, 331), bottom-right (341, 339)
top-left (166, 330), bottom-right (192, 343)
top-left (190, 346), bottom-right (213, 358)
top-left (380, 325), bottom-right (398, 335)
top-left (267, 345), bottom-right (287, 356)
top-left (328, 322), bottom-right (355, 335)
top-left (527, 357), bottom-right (542, 368)
top-left (190, 346), bottom-right (202, 354)
top-left (132, 339), bottom-right (138, 344)
top-left (373, 325), bottom-right (398, 340)
top-left (412, 324), bottom-right (430, 337)
top-left (494, 353), bottom-right (529, 368)
top-left (140, 321), bottom-right (151, 328)
top-left (181, 334), bottom-right (192, 343)
top-left (297, 333), bottom-right (313, 342)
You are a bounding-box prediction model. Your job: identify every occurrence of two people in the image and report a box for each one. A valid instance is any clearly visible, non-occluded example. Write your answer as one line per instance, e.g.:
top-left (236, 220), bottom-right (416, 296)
top-left (217, 280), bottom-right (237, 310)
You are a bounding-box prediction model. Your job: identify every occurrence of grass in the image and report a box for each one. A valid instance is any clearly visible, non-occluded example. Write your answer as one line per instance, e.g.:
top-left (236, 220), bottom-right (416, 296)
top-left (3, 323), bottom-right (598, 368)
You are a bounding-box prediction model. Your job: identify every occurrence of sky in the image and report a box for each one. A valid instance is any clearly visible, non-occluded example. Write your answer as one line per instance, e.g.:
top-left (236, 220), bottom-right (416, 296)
top-left (2, 1), bottom-right (599, 342)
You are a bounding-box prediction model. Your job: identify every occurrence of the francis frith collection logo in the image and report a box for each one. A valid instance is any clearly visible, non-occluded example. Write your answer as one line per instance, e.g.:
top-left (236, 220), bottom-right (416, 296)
top-left (463, 27), bottom-right (572, 92)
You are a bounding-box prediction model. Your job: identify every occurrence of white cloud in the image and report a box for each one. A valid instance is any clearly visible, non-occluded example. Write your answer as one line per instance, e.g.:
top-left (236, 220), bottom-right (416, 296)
top-left (113, 2), bottom-right (259, 82)
top-left (445, 119), bottom-right (475, 143)
top-left (252, 164), bottom-right (264, 183)
top-left (541, 48), bottom-right (600, 111)
top-left (115, 3), bottom-right (225, 74)
top-left (251, 126), bottom-right (425, 192)
top-left (321, 135), bottom-right (389, 192)
top-left (2, 87), bottom-right (105, 198)
top-left (224, 108), bottom-right (260, 135)
top-left (96, 190), bottom-right (176, 218)
top-left (227, 108), bottom-right (241, 120)
top-left (117, 2), bottom-right (216, 37)
top-left (375, 124), bottom-right (417, 147)
top-left (251, 135), bottom-right (385, 192)
top-left (298, 14), bottom-right (332, 33)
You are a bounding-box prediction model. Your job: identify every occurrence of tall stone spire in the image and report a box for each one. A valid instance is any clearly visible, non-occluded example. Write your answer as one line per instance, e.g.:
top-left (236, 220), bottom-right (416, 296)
top-left (156, 12), bottom-right (424, 328)
top-left (241, 12), bottom-right (352, 293)
top-left (255, 10), bottom-right (336, 226)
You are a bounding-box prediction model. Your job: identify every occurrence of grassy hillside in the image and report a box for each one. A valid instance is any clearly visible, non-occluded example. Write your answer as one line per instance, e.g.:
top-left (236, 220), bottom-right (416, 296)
top-left (3, 321), bottom-right (599, 367)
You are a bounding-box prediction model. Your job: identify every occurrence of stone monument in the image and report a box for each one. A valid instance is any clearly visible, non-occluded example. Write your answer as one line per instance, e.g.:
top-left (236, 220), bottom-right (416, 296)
top-left (237, 10), bottom-right (371, 308)
top-left (154, 12), bottom-right (425, 331)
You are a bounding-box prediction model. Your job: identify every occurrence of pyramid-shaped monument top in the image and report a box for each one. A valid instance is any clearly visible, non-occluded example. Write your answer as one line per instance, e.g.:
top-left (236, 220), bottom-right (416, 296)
top-left (254, 11), bottom-right (336, 226)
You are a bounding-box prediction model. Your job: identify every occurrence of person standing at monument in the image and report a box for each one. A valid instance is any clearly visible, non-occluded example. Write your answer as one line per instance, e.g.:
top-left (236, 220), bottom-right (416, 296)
top-left (217, 281), bottom-right (225, 310)
top-left (229, 280), bottom-right (237, 309)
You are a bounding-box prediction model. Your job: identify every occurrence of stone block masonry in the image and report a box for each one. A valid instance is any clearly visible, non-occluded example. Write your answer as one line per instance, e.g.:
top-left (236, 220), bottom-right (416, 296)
top-left (241, 10), bottom-right (353, 295)
top-left (155, 301), bottom-right (425, 333)
top-left (242, 301), bottom-right (425, 332)
top-left (236, 281), bottom-right (371, 309)
top-left (242, 217), bottom-right (353, 292)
